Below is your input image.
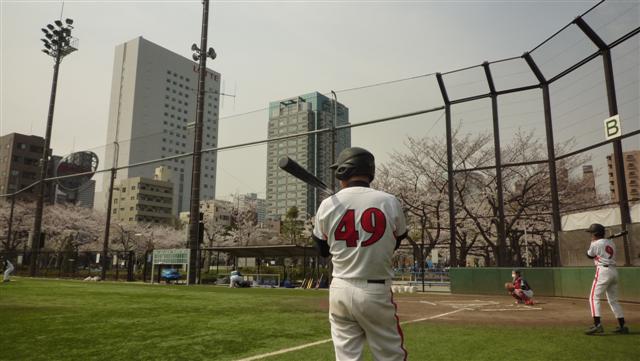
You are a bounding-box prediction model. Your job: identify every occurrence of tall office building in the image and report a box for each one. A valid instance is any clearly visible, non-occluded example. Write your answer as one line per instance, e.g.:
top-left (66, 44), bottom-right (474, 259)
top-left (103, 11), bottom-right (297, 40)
top-left (266, 92), bottom-right (350, 220)
top-left (238, 192), bottom-right (266, 224)
top-left (102, 36), bottom-right (220, 214)
top-left (578, 165), bottom-right (597, 203)
top-left (0, 133), bottom-right (55, 202)
top-left (607, 150), bottom-right (640, 202)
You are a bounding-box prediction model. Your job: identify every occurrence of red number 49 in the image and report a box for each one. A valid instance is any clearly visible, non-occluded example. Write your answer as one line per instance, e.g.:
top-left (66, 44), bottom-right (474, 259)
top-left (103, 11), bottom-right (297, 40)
top-left (334, 208), bottom-right (387, 247)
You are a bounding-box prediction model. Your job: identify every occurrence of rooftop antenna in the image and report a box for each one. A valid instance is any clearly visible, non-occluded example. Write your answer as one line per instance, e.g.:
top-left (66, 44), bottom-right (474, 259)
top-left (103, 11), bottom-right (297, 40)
top-left (220, 80), bottom-right (237, 111)
top-left (60, 0), bottom-right (65, 19)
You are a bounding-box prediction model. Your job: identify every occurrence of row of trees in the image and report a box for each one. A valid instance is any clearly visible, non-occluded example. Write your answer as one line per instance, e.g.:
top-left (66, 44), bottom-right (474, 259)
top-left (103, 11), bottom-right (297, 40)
top-left (0, 195), bottom-right (308, 258)
top-left (0, 201), bottom-right (184, 255)
top-left (376, 128), bottom-right (598, 267)
top-left (2, 128), bottom-right (599, 268)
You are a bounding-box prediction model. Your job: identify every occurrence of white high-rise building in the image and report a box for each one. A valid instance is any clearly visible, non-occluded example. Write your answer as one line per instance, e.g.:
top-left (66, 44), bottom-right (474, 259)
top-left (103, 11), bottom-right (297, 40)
top-left (102, 37), bottom-right (220, 214)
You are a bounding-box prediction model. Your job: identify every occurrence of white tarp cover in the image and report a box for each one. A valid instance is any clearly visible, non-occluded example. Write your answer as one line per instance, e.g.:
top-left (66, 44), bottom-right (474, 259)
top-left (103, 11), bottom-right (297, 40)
top-left (561, 204), bottom-right (640, 231)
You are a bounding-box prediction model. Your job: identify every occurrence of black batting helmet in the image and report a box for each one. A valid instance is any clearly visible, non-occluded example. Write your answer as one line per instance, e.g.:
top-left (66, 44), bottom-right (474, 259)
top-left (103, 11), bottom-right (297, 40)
top-left (330, 147), bottom-right (375, 182)
top-left (586, 223), bottom-right (605, 238)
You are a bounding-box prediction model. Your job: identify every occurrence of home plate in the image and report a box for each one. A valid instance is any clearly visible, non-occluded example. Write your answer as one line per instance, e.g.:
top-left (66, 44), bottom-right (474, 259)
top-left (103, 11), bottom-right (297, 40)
top-left (439, 300), bottom-right (499, 309)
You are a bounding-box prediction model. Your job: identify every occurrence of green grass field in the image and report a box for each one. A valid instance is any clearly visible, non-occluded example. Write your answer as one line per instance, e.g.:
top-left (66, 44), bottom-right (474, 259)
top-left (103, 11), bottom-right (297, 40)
top-left (0, 279), bottom-right (637, 361)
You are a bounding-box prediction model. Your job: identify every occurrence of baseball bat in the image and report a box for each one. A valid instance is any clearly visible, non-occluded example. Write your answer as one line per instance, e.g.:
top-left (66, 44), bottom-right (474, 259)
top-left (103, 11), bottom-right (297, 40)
top-left (278, 156), bottom-right (333, 195)
top-left (609, 230), bottom-right (628, 239)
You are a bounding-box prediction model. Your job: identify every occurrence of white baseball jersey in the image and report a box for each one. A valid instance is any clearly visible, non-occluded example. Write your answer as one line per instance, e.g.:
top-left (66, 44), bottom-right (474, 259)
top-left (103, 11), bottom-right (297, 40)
top-left (587, 238), bottom-right (616, 267)
top-left (587, 238), bottom-right (624, 319)
top-left (313, 186), bottom-right (407, 280)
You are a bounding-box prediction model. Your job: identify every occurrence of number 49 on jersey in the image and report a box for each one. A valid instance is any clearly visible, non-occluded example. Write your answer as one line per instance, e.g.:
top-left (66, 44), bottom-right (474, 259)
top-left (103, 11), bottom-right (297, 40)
top-left (334, 208), bottom-right (387, 248)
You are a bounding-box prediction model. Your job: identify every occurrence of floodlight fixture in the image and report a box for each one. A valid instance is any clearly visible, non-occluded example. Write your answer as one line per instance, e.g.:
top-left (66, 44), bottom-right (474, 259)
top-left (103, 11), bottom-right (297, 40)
top-left (47, 24), bottom-right (55, 30)
top-left (65, 18), bottom-right (73, 25)
top-left (192, 53), bottom-right (200, 62)
top-left (42, 49), bottom-right (50, 55)
top-left (44, 43), bottom-right (52, 49)
top-left (45, 33), bottom-right (53, 39)
top-left (55, 20), bottom-right (63, 27)
top-left (41, 28), bottom-right (49, 34)
top-left (191, 43), bottom-right (199, 52)
top-left (51, 39), bottom-right (58, 45)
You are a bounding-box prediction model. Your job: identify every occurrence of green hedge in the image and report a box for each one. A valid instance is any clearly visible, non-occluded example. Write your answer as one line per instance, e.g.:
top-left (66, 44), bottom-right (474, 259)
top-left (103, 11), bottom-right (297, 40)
top-left (450, 267), bottom-right (640, 302)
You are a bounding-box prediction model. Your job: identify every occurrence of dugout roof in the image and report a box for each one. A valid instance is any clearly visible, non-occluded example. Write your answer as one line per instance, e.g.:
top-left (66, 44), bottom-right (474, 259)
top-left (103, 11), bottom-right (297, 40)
top-left (205, 245), bottom-right (320, 258)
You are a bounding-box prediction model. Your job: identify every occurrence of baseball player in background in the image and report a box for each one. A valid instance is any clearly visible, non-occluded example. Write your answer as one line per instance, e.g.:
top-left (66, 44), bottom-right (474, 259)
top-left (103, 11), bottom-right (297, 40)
top-left (584, 223), bottom-right (628, 335)
top-left (313, 147), bottom-right (408, 361)
top-left (506, 269), bottom-right (534, 305)
top-left (3, 257), bottom-right (15, 282)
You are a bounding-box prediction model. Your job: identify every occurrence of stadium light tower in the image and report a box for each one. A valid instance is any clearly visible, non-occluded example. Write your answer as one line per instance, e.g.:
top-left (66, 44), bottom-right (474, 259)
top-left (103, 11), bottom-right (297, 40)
top-left (188, 0), bottom-right (216, 285)
top-left (30, 18), bottom-right (78, 276)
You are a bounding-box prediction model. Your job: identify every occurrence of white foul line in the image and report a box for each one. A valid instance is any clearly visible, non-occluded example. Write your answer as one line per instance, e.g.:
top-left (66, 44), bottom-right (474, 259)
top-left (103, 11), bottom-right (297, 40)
top-left (234, 338), bottom-right (334, 361)
top-left (234, 308), bottom-right (468, 361)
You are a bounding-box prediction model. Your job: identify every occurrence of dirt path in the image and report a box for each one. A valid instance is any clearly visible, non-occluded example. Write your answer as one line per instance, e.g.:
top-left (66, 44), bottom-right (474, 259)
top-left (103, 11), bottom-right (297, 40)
top-left (393, 293), bottom-right (640, 326)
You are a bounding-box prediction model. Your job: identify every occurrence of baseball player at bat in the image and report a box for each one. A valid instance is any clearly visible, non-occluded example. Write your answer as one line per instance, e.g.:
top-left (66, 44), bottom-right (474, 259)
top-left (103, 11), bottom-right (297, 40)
top-left (312, 147), bottom-right (409, 361)
top-left (584, 223), bottom-right (628, 335)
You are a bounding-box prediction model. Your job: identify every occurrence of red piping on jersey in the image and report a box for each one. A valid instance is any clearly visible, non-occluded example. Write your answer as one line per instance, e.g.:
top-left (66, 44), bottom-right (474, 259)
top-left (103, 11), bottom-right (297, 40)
top-left (390, 290), bottom-right (408, 361)
top-left (590, 267), bottom-right (600, 317)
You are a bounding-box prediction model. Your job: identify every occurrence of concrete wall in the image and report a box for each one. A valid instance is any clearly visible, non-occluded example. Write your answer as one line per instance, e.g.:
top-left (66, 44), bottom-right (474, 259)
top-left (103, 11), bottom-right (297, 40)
top-left (450, 267), bottom-right (640, 302)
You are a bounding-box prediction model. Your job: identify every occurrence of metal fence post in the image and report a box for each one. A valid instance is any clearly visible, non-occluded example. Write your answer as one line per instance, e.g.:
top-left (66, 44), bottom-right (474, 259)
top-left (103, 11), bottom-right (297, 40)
top-left (127, 251), bottom-right (134, 282)
top-left (6, 195), bottom-right (15, 248)
top-left (102, 168), bottom-right (116, 280)
top-left (575, 17), bottom-right (633, 266)
top-left (524, 52), bottom-right (562, 267)
top-left (436, 73), bottom-right (457, 267)
top-left (483, 62), bottom-right (508, 266)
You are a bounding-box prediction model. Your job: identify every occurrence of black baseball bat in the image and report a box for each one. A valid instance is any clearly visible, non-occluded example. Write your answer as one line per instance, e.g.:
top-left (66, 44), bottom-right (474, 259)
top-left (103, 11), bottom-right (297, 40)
top-left (278, 156), bottom-right (333, 195)
top-left (609, 230), bottom-right (628, 239)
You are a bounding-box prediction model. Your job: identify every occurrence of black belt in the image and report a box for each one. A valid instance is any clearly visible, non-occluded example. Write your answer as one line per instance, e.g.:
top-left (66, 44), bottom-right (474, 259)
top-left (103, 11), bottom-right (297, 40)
top-left (367, 279), bottom-right (386, 284)
top-left (601, 264), bottom-right (609, 268)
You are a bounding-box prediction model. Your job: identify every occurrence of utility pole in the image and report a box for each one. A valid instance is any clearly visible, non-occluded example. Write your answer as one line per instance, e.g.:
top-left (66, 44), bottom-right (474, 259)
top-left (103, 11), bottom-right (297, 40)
top-left (188, 0), bottom-right (216, 285)
top-left (330, 91), bottom-right (338, 192)
top-left (30, 19), bottom-right (77, 276)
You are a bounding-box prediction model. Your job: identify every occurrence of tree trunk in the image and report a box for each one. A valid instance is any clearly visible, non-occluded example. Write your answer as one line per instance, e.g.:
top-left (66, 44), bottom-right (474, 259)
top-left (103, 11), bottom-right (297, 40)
top-left (404, 235), bottom-right (421, 267)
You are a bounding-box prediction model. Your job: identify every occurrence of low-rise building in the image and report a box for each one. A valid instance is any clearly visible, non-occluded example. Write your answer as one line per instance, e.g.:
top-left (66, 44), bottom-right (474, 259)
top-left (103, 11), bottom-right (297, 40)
top-left (111, 167), bottom-right (174, 225)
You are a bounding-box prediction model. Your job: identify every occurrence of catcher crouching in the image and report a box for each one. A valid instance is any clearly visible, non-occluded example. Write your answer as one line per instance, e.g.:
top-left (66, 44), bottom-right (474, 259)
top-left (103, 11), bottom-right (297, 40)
top-left (505, 269), bottom-right (534, 305)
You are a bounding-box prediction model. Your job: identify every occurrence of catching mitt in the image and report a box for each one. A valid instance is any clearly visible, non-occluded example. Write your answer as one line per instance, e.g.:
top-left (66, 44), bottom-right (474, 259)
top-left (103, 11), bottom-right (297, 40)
top-left (505, 282), bottom-right (515, 291)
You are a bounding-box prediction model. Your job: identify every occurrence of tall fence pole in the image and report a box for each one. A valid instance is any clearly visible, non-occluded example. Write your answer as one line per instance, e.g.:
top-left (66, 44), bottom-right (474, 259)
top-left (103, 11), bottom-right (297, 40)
top-left (575, 17), bottom-right (632, 266)
top-left (483, 62), bottom-right (508, 266)
top-left (524, 52), bottom-right (562, 267)
top-left (436, 73), bottom-right (457, 267)
top-left (101, 168), bottom-right (116, 280)
top-left (7, 195), bottom-right (15, 249)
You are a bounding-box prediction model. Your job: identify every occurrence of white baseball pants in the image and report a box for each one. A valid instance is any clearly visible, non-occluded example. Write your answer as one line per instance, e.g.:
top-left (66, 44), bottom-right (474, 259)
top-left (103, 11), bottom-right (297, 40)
top-left (329, 278), bottom-right (407, 361)
top-left (3, 261), bottom-right (14, 281)
top-left (589, 266), bottom-right (624, 318)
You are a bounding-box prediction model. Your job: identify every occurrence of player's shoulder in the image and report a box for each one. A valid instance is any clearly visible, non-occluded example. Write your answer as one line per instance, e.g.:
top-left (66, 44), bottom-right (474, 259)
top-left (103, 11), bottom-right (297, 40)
top-left (593, 238), bottom-right (610, 246)
top-left (368, 187), bottom-right (401, 201)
